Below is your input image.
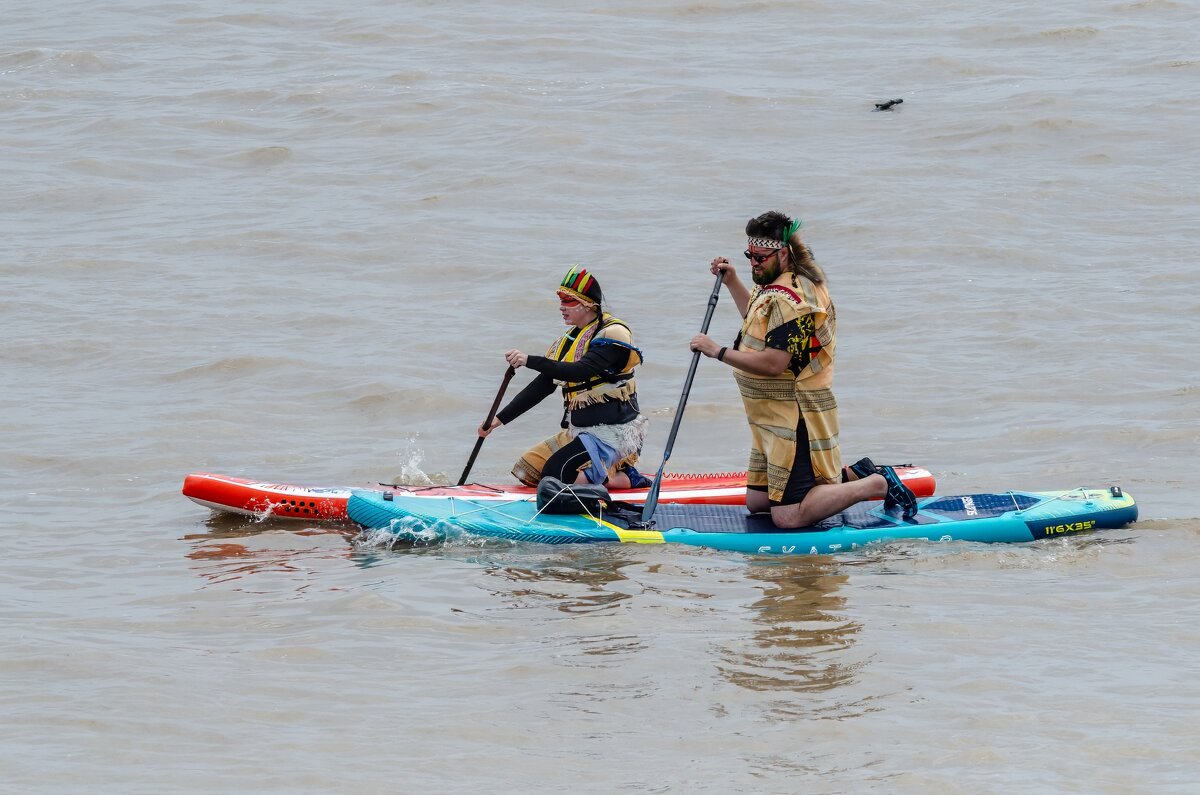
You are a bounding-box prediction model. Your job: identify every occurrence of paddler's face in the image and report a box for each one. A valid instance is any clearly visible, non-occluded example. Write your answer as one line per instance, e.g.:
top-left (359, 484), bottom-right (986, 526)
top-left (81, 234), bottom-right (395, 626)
top-left (746, 245), bottom-right (787, 285)
top-left (558, 296), bottom-right (595, 328)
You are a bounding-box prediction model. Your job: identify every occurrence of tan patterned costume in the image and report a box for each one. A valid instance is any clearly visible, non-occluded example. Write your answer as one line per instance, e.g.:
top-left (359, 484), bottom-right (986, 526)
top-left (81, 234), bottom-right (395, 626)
top-left (733, 273), bottom-right (840, 503)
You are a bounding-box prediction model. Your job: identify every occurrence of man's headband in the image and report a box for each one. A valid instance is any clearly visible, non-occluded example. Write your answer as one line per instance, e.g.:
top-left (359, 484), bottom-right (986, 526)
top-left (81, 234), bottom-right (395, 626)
top-left (747, 217), bottom-right (802, 250)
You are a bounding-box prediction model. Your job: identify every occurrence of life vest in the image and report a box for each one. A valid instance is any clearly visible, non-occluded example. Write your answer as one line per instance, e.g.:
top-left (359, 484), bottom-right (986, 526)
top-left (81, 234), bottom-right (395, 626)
top-left (547, 314), bottom-right (643, 411)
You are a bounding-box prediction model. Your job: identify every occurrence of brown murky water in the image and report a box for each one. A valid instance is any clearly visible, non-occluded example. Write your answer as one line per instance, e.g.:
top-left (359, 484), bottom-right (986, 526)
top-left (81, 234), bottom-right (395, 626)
top-left (3, 1), bottom-right (1197, 791)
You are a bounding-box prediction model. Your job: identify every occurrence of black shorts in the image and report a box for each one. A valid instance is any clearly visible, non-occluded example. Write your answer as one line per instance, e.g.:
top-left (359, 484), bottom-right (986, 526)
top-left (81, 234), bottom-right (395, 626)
top-left (746, 413), bottom-right (816, 506)
top-left (542, 437), bottom-right (595, 484)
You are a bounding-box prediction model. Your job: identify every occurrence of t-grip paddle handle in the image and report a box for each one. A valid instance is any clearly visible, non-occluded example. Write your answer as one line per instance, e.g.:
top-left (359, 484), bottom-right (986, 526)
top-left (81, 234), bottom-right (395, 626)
top-left (457, 366), bottom-right (517, 486)
top-left (641, 270), bottom-right (726, 522)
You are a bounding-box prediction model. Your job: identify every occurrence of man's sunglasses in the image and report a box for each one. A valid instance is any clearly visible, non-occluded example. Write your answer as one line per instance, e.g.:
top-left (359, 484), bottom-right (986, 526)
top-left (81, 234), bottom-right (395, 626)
top-left (744, 249), bottom-right (779, 265)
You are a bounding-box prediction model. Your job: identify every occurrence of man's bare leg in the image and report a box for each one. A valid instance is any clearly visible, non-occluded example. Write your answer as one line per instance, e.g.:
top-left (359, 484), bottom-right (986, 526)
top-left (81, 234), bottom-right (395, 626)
top-left (768, 474), bottom-right (888, 529)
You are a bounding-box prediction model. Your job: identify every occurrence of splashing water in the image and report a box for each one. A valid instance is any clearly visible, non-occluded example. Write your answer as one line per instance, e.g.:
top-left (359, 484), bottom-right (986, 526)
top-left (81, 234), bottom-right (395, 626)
top-left (389, 435), bottom-right (437, 486)
top-left (353, 515), bottom-right (449, 550)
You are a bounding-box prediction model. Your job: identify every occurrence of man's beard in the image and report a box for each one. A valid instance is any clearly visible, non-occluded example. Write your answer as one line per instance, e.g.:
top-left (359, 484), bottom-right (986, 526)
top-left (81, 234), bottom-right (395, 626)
top-left (751, 259), bottom-right (783, 286)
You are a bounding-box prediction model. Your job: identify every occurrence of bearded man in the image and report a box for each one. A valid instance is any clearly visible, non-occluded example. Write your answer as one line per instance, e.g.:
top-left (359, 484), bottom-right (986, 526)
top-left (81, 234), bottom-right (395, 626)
top-left (690, 211), bottom-right (916, 527)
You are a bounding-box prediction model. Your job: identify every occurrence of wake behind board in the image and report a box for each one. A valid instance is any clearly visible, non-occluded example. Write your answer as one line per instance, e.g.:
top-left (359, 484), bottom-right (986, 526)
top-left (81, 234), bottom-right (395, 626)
top-left (183, 466), bottom-right (937, 522)
top-left (347, 486), bottom-right (1137, 556)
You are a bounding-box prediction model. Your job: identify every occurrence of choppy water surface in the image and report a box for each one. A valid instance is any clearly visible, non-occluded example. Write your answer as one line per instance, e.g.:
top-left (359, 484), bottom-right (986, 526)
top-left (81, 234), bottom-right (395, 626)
top-left (3, 0), bottom-right (1198, 791)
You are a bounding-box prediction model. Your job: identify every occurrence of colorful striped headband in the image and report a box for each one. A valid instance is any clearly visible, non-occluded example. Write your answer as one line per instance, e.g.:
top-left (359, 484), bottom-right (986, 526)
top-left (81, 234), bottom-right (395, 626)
top-left (556, 265), bottom-right (601, 307)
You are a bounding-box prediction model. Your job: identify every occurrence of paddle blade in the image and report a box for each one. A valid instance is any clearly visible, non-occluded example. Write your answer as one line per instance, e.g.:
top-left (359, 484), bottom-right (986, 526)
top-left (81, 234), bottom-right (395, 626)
top-left (457, 437), bottom-right (486, 486)
top-left (640, 468), bottom-right (664, 522)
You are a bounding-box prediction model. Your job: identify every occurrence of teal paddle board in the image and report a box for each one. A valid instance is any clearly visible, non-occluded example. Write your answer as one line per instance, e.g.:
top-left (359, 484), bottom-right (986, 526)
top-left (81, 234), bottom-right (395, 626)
top-left (347, 486), bottom-right (1138, 555)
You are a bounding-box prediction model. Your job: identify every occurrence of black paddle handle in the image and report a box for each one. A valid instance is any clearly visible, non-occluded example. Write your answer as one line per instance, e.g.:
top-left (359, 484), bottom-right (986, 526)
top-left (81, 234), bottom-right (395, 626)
top-left (641, 270), bottom-right (725, 521)
top-left (457, 366), bottom-right (517, 486)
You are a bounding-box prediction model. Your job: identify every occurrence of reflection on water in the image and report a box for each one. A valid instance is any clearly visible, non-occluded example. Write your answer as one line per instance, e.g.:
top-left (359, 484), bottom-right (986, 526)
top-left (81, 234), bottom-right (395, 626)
top-left (475, 550), bottom-right (659, 678)
top-left (184, 515), bottom-right (872, 704)
top-left (182, 513), bottom-right (357, 588)
top-left (192, 511), bottom-right (351, 538)
top-left (715, 558), bottom-right (865, 698)
top-left (481, 552), bottom-right (639, 616)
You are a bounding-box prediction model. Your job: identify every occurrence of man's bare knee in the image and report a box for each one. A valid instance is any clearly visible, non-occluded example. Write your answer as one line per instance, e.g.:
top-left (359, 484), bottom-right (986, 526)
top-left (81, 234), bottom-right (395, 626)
top-left (769, 503), bottom-right (811, 529)
top-left (746, 490), bottom-right (771, 513)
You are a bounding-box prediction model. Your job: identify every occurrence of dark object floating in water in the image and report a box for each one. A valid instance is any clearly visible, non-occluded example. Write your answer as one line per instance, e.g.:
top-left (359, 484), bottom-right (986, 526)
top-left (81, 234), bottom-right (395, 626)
top-left (874, 98), bottom-right (903, 111)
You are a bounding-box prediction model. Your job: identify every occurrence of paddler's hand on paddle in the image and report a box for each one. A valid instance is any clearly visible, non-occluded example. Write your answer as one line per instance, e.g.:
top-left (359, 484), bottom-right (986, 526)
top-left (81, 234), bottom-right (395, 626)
top-left (690, 333), bottom-right (723, 359)
top-left (504, 349), bottom-right (528, 369)
top-left (478, 417), bottom-right (502, 438)
top-left (710, 257), bottom-right (736, 285)
top-left (710, 255), bottom-right (752, 318)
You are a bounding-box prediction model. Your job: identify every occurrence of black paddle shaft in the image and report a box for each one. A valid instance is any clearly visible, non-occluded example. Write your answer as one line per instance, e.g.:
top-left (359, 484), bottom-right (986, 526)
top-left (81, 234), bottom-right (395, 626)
top-left (641, 270), bottom-right (725, 521)
top-left (457, 365), bottom-right (517, 486)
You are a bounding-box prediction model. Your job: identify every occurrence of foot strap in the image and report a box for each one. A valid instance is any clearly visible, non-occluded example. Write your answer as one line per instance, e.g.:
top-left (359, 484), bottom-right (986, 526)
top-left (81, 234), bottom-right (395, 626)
top-left (880, 465), bottom-right (918, 520)
top-left (848, 457), bottom-right (879, 480)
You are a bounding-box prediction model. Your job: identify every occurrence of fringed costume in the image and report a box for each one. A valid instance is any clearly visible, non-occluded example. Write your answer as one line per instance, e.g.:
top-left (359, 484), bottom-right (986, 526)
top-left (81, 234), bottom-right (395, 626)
top-left (497, 266), bottom-right (648, 487)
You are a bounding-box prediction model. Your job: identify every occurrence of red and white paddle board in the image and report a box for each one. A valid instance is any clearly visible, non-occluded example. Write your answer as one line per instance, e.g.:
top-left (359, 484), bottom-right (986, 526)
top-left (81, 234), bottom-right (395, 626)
top-left (183, 467), bottom-right (937, 523)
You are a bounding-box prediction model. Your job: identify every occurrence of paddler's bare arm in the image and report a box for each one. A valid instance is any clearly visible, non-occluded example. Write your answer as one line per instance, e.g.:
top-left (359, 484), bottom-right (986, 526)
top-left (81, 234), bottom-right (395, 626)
top-left (689, 334), bottom-right (792, 377)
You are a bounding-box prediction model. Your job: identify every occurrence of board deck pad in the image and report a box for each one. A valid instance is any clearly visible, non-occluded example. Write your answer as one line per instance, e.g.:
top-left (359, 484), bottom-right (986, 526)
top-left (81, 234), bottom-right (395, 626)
top-left (644, 492), bottom-right (1045, 533)
top-left (409, 494), bottom-right (1043, 535)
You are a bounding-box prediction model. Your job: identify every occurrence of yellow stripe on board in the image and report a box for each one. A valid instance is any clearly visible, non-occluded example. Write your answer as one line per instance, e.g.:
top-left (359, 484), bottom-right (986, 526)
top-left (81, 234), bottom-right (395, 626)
top-left (612, 527), bottom-right (666, 544)
top-left (581, 516), bottom-right (665, 544)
